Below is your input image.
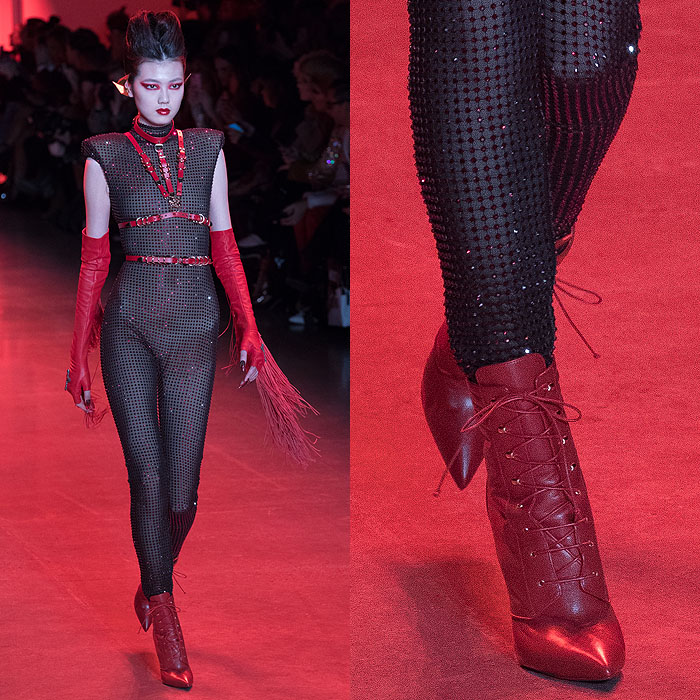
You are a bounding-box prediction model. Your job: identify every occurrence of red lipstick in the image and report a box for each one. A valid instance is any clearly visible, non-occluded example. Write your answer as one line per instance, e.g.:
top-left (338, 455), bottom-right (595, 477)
top-left (156, 108), bottom-right (171, 115)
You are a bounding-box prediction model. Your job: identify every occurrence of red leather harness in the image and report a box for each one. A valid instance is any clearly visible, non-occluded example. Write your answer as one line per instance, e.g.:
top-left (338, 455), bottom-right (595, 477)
top-left (125, 254), bottom-right (212, 265)
top-left (120, 117), bottom-right (212, 262)
top-left (118, 211), bottom-right (211, 229)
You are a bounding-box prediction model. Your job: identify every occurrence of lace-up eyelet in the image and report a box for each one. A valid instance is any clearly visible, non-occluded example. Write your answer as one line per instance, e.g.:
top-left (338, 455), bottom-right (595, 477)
top-left (593, 571), bottom-right (599, 576)
top-left (569, 463), bottom-right (576, 471)
top-left (588, 542), bottom-right (595, 548)
top-left (517, 503), bottom-right (524, 509)
top-left (538, 579), bottom-right (545, 587)
top-left (529, 551), bottom-right (536, 557)
top-left (497, 425), bottom-right (506, 433)
top-left (505, 450), bottom-right (514, 459)
top-left (562, 436), bottom-right (568, 445)
top-left (511, 477), bottom-right (520, 485)
top-left (523, 527), bottom-right (529, 532)
top-left (574, 489), bottom-right (581, 495)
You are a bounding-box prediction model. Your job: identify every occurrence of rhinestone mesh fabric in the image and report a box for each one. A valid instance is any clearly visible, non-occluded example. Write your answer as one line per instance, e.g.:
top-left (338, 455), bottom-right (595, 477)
top-left (81, 120), bottom-right (224, 596)
top-left (407, 0), bottom-right (641, 377)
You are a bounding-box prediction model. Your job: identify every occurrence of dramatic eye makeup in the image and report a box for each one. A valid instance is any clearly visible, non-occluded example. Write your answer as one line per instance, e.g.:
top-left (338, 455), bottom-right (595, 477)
top-left (139, 81), bottom-right (183, 89)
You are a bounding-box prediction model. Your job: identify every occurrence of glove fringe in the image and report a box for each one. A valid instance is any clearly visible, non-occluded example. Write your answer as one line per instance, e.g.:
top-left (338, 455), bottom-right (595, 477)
top-left (222, 326), bottom-right (320, 465)
top-left (256, 344), bottom-right (320, 466)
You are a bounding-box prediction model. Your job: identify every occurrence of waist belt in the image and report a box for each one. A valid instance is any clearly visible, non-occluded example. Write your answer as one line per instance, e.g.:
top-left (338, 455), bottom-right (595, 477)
top-left (125, 254), bottom-right (213, 265)
top-left (118, 211), bottom-right (211, 229)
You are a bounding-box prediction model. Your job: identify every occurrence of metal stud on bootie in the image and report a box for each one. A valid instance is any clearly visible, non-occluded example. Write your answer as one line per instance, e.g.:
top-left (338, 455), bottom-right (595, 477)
top-left (465, 352), bottom-right (624, 681)
top-left (147, 591), bottom-right (193, 689)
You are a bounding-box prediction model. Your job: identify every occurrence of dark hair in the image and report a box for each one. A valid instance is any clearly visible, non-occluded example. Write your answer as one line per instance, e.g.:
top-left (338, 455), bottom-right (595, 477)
top-left (124, 10), bottom-right (186, 82)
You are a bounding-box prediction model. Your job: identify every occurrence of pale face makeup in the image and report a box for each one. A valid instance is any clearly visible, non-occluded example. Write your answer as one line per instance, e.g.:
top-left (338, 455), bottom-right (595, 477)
top-left (125, 59), bottom-right (185, 127)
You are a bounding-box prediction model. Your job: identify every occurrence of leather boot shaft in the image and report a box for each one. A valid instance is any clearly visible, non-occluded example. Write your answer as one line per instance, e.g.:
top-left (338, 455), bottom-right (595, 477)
top-left (469, 353), bottom-right (610, 619)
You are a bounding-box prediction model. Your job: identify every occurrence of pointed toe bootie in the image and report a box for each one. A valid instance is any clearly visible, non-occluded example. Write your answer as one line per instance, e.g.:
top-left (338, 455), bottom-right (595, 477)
top-left (424, 226), bottom-right (579, 492)
top-left (421, 321), bottom-right (485, 490)
top-left (135, 551), bottom-right (186, 631)
top-left (135, 584), bottom-right (151, 631)
top-left (465, 352), bottom-right (624, 681)
top-left (148, 591), bottom-right (194, 688)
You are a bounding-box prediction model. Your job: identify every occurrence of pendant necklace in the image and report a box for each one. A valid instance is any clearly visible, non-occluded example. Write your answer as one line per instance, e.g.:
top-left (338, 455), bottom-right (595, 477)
top-left (126, 115), bottom-right (186, 210)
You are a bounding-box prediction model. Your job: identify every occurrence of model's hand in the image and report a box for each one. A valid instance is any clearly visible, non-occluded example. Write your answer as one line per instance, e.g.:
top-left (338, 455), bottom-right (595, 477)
top-left (238, 349), bottom-right (259, 387)
top-left (65, 360), bottom-right (94, 413)
top-left (236, 330), bottom-right (263, 387)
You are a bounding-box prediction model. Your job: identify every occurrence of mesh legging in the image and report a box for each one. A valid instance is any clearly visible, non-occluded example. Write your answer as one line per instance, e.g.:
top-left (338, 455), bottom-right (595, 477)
top-left (82, 120), bottom-right (224, 596)
top-left (407, 0), bottom-right (642, 377)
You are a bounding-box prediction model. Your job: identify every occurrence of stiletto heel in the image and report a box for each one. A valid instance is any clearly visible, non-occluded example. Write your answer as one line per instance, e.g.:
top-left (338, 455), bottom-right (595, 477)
top-left (148, 591), bottom-right (194, 688)
top-left (135, 584), bottom-right (150, 631)
top-left (464, 352), bottom-right (624, 681)
top-left (421, 321), bottom-right (485, 491)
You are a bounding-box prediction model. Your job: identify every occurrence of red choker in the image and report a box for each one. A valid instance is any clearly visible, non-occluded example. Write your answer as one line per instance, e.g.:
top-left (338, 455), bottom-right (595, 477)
top-left (131, 115), bottom-right (175, 144)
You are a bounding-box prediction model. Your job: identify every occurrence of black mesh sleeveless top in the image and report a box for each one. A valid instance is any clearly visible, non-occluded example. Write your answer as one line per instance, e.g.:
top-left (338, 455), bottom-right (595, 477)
top-left (81, 120), bottom-right (226, 598)
top-left (80, 119), bottom-right (225, 256)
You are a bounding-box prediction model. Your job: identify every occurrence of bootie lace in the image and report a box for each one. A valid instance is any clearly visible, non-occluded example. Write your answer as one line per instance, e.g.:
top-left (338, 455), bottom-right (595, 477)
top-left (150, 597), bottom-right (188, 665)
top-left (461, 384), bottom-right (600, 587)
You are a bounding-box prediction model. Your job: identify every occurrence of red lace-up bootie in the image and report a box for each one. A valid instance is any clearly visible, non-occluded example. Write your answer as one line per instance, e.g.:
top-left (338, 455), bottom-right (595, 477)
top-left (147, 591), bottom-right (193, 688)
top-left (423, 227), bottom-right (578, 492)
top-left (421, 321), bottom-right (485, 490)
top-left (135, 584), bottom-right (151, 630)
top-left (466, 352), bottom-right (624, 681)
top-left (134, 560), bottom-right (185, 632)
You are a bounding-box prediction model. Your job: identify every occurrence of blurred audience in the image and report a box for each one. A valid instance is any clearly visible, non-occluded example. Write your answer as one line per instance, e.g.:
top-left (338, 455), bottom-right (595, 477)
top-left (0, 0), bottom-right (349, 328)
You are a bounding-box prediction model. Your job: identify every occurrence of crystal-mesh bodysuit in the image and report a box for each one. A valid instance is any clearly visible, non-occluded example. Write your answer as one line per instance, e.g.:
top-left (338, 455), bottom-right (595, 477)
top-left (81, 120), bottom-right (225, 596)
top-left (407, 0), bottom-right (642, 377)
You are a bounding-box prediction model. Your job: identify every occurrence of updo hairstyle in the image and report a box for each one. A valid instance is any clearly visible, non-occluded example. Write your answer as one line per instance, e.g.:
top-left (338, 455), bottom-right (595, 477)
top-left (124, 10), bottom-right (186, 83)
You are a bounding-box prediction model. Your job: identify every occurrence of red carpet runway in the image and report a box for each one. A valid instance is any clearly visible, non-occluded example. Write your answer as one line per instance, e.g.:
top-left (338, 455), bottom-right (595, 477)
top-left (0, 208), bottom-right (348, 699)
top-left (351, 1), bottom-right (700, 698)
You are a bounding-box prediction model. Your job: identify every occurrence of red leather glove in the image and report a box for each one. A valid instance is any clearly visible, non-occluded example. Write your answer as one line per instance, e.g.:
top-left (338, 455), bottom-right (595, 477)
top-left (65, 228), bottom-right (110, 426)
top-left (210, 227), bottom-right (320, 464)
top-left (209, 227), bottom-right (264, 377)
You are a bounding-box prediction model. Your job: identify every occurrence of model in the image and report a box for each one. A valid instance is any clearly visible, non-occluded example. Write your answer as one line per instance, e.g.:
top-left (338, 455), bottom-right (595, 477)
top-left (408, 0), bottom-right (641, 682)
top-left (64, 10), bottom-right (317, 689)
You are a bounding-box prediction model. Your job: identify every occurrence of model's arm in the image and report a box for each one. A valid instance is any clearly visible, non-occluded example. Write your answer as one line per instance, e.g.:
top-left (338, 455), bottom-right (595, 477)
top-left (84, 156), bottom-right (111, 236)
top-left (64, 152), bottom-right (111, 424)
top-left (208, 147), bottom-right (262, 386)
top-left (208, 150), bottom-right (232, 230)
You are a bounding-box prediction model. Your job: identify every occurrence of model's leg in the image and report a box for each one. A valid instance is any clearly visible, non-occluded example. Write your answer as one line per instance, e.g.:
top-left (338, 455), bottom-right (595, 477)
top-left (409, 0), bottom-right (554, 494)
top-left (101, 321), bottom-right (173, 597)
top-left (408, 0), bottom-right (556, 379)
top-left (539, 0), bottom-right (642, 241)
top-left (157, 310), bottom-right (218, 565)
top-left (408, 1), bottom-right (629, 681)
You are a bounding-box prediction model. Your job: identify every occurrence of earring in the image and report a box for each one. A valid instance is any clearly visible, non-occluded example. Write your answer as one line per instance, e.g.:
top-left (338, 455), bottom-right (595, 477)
top-left (112, 74), bottom-right (130, 96)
